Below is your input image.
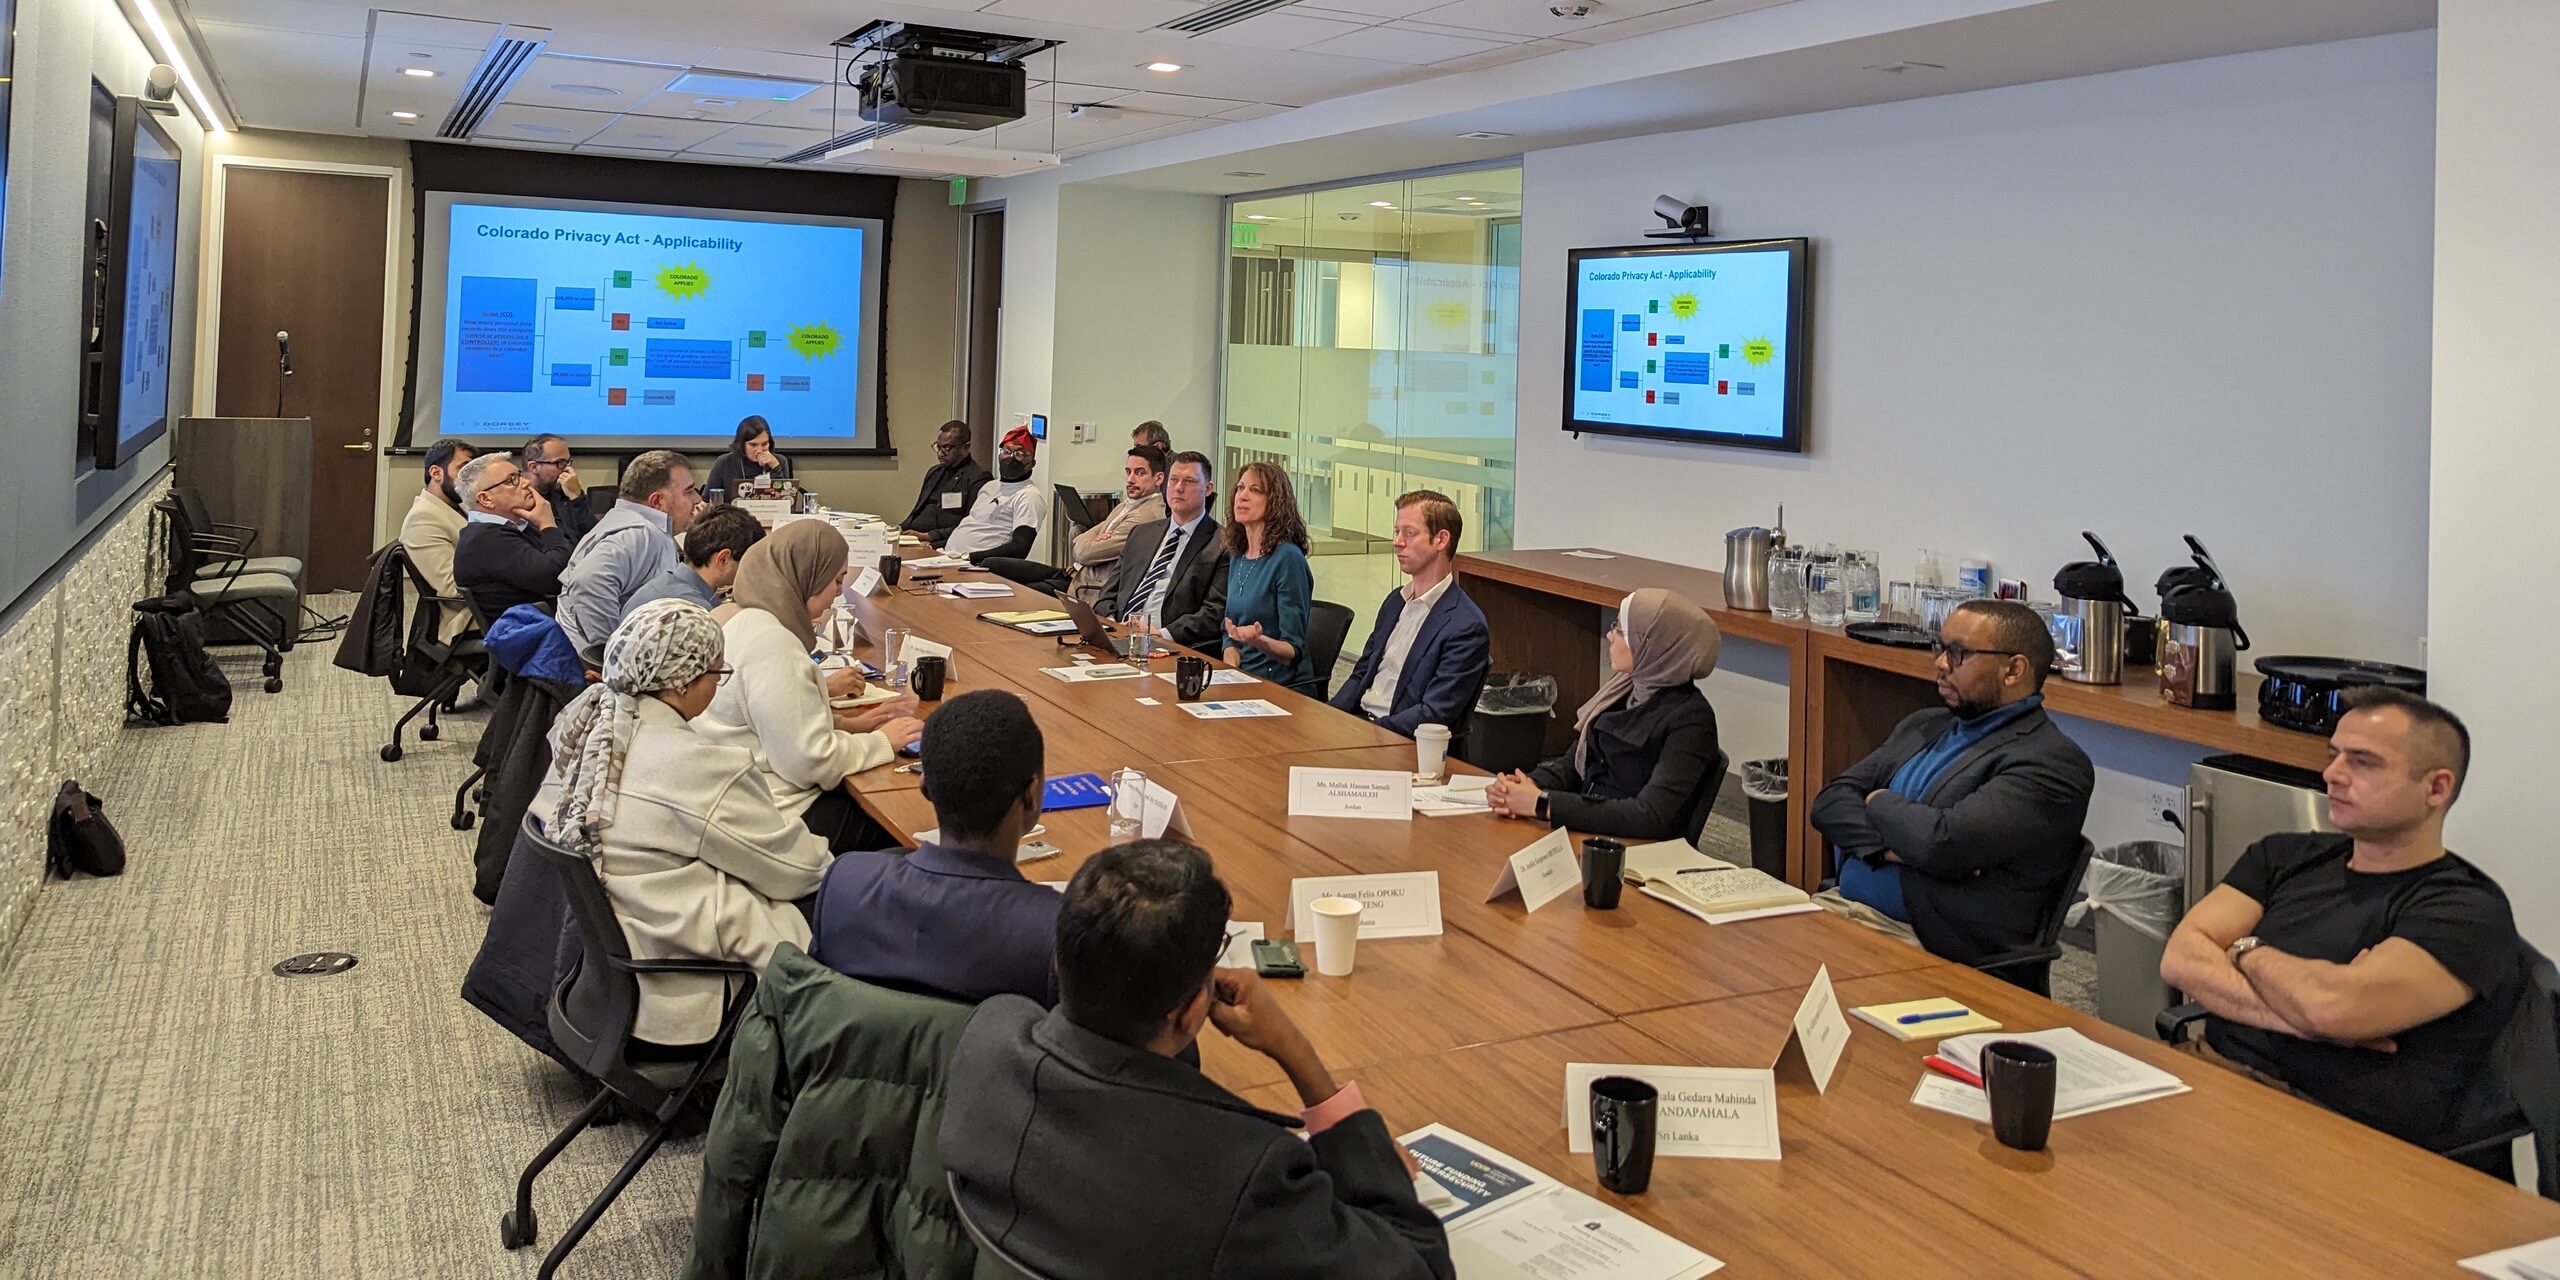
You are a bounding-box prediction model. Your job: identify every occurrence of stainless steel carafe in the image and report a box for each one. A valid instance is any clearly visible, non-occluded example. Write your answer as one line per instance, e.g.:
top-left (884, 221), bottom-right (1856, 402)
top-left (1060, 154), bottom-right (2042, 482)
top-left (2051, 531), bottom-right (2138, 685)
top-left (1724, 526), bottom-right (1774, 610)
top-left (2158, 535), bottom-right (2249, 710)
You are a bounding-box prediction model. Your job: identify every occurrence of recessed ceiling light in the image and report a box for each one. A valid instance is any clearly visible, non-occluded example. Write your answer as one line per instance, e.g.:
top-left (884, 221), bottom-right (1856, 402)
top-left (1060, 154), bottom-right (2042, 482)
top-left (1142, 61), bottom-right (1184, 74)
top-left (634, 132), bottom-right (670, 141)
top-left (1367, 200), bottom-right (1394, 208)
top-left (696, 97), bottom-right (737, 107)
top-left (388, 110), bottom-right (419, 120)
top-left (551, 83), bottom-right (618, 96)
top-left (516, 123), bottom-right (573, 136)
top-left (1245, 214), bottom-right (1273, 221)
top-left (401, 67), bottom-right (438, 78)
top-left (1455, 130), bottom-right (1511, 139)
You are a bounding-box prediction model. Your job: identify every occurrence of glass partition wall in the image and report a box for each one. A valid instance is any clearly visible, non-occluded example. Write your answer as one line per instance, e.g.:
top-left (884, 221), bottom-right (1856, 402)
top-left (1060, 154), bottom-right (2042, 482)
top-left (1223, 167), bottom-right (1520, 673)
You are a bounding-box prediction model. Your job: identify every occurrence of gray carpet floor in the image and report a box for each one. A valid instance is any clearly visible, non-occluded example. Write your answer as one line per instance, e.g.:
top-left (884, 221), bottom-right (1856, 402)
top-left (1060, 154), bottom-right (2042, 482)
top-left (0, 597), bottom-right (2098, 1277)
top-left (0, 607), bottom-right (698, 1278)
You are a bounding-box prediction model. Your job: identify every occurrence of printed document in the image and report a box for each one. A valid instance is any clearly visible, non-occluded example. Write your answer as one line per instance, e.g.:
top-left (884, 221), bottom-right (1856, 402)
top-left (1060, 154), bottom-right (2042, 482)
top-left (1401, 1125), bottom-right (1722, 1280)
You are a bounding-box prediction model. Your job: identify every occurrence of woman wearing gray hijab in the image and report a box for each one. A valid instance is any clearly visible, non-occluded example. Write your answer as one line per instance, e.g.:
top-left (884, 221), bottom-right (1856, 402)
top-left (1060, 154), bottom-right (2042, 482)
top-left (1486, 587), bottom-right (1724, 840)
top-left (533, 598), bottom-right (831, 1046)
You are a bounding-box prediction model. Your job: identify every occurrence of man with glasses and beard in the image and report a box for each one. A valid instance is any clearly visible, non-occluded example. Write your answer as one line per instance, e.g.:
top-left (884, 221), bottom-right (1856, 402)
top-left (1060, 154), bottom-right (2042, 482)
top-left (1810, 598), bottom-right (2095, 993)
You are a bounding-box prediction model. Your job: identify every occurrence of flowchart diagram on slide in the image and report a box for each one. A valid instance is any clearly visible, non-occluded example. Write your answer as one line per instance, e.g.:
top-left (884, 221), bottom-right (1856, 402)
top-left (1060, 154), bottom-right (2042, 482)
top-left (1570, 249), bottom-right (1790, 440)
top-left (439, 204), bottom-right (866, 436)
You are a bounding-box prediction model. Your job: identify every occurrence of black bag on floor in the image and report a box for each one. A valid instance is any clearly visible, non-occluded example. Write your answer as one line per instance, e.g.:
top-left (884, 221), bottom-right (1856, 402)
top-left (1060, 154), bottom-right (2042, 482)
top-left (47, 781), bottom-right (127, 878)
top-left (128, 594), bottom-right (233, 725)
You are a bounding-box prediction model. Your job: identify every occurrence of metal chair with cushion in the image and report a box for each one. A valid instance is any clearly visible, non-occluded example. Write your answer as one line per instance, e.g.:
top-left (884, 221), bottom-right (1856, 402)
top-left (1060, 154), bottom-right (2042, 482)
top-left (172, 485), bottom-right (304, 581)
top-left (1970, 837), bottom-right (2097, 997)
top-left (1295, 599), bottom-right (1357, 700)
top-left (159, 496), bottom-right (299, 693)
top-left (500, 814), bottom-right (760, 1279)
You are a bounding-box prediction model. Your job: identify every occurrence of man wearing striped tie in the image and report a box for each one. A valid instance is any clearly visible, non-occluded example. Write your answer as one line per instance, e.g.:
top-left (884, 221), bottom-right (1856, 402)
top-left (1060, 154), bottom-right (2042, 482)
top-left (1097, 451), bottom-right (1229, 649)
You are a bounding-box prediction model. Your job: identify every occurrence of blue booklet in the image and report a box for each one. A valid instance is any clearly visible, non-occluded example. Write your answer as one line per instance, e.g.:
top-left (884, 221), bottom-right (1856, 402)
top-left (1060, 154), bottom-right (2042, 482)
top-left (1042, 773), bottom-right (1112, 811)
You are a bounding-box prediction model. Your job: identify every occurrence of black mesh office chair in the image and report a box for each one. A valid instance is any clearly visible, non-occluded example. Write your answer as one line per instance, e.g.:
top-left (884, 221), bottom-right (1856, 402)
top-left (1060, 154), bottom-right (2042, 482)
top-left (1970, 837), bottom-right (2097, 997)
top-left (948, 1171), bottom-right (1053, 1280)
top-left (378, 544), bottom-right (487, 766)
top-left (500, 814), bottom-right (760, 1278)
top-left (1297, 599), bottom-right (1357, 700)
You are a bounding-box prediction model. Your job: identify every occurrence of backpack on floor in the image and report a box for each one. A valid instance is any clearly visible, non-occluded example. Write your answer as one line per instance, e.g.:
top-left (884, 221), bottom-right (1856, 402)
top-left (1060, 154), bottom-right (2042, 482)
top-left (127, 594), bottom-right (232, 725)
top-left (47, 781), bottom-right (127, 878)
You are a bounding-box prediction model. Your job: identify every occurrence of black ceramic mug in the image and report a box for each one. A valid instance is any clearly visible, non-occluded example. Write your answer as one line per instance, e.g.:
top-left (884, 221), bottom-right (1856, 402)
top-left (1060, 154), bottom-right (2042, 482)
top-left (1581, 838), bottom-right (1627, 909)
top-left (910, 655), bottom-right (948, 702)
top-left (878, 553), bottom-right (903, 587)
top-left (1981, 1040), bottom-right (2059, 1151)
top-left (1589, 1075), bottom-right (1659, 1194)
top-left (1176, 655), bottom-right (1211, 701)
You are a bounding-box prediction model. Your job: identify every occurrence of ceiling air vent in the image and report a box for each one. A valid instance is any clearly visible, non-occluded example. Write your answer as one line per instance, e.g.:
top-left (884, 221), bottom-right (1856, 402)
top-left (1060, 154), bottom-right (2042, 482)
top-left (439, 25), bottom-right (552, 139)
top-left (778, 121), bottom-right (910, 166)
top-left (1162, 0), bottom-right (1304, 36)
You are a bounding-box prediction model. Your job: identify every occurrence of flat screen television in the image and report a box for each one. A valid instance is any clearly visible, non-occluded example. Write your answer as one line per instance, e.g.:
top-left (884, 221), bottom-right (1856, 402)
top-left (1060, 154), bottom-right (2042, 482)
top-left (94, 97), bottom-right (183, 469)
top-left (1562, 238), bottom-right (1809, 453)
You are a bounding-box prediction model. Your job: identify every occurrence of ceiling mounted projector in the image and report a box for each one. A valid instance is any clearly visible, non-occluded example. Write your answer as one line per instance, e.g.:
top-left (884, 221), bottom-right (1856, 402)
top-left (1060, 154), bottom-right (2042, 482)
top-left (838, 22), bottom-right (1058, 131)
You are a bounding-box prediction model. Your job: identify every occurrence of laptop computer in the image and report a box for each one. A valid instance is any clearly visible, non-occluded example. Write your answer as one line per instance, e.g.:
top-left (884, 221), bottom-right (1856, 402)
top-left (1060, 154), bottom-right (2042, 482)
top-left (1060, 596), bottom-right (1154, 659)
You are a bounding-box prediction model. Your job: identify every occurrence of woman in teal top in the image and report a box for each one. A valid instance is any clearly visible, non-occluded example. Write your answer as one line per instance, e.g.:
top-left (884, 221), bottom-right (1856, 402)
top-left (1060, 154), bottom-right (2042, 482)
top-left (1220, 460), bottom-right (1314, 689)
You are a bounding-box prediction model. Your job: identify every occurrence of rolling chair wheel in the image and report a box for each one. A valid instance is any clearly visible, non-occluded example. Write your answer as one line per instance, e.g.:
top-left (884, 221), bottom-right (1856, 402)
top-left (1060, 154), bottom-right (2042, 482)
top-left (264, 677), bottom-right (284, 693)
top-left (500, 1207), bottom-right (536, 1250)
top-left (451, 811), bottom-right (475, 832)
top-left (420, 725), bottom-right (440, 742)
top-left (380, 744), bottom-right (402, 762)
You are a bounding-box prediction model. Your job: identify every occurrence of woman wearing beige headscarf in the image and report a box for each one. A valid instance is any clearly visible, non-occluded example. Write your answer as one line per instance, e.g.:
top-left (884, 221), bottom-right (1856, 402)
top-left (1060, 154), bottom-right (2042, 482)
top-left (531, 598), bottom-right (830, 1045)
top-left (691, 520), bottom-right (925, 848)
top-left (1487, 588), bottom-right (1724, 840)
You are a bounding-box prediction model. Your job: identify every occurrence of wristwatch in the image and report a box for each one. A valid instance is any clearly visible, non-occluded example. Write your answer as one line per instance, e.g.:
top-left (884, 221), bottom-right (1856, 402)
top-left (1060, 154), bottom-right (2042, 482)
top-left (2227, 935), bottom-right (2266, 967)
top-left (1535, 794), bottom-right (1552, 824)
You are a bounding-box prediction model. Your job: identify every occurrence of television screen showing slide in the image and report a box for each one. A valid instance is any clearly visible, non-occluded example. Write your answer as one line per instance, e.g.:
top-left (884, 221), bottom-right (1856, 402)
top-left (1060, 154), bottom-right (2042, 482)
top-left (413, 193), bottom-right (884, 452)
top-left (1562, 238), bottom-right (1808, 452)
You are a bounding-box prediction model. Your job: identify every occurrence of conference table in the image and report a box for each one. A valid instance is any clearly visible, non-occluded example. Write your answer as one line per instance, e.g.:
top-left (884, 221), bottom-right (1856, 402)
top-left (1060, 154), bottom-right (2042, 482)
top-left (838, 542), bottom-right (2560, 1274)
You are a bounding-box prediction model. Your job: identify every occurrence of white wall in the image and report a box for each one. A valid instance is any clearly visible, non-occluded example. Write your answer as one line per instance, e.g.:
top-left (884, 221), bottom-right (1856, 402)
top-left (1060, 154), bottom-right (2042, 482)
top-left (2428, 1), bottom-right (2559, 952)
top-left (1516, 32), bottom-right (2437, 850)
top-left (1051, 185), bottom-right (1223, 489)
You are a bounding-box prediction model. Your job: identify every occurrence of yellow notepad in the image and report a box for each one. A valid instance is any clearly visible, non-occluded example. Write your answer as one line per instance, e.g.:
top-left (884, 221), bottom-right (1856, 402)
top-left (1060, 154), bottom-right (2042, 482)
top-left (1850, 998), bottom-right (2004, 1041)
top-left (983, 609), bottom-right (1071, 625)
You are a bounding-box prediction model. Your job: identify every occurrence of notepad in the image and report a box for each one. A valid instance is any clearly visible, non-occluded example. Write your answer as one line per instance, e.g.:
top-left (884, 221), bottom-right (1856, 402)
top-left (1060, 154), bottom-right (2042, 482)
top-left (1851, 998), bottom-right (2003, 1041)
top-left (982, 609), bottom-right (1071, 626)
top-left (1042, 772), bottom-right (1112, 811)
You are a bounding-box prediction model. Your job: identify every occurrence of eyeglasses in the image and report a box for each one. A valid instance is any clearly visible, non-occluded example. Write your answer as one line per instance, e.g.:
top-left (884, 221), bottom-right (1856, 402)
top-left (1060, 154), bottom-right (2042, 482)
top-left (491, 472), bottom-right (530, 490)
top-left (707, 666), bottom-right (736, 685)
top-left (1930, 639), bottom-right (2020, 667)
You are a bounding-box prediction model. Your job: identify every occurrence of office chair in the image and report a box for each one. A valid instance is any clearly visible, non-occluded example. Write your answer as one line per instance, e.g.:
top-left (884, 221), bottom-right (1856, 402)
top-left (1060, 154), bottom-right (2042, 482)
top-left (378, 544), bottom-right (487, 768)
top-left (158, 497), bottom-right (298, 693)
top-left (948, 1171), bottom-right (1054, 1280)
top-left (501, 815), bottom-right (759, 1278)
top-left (1969, 837), bottom-right (2096, 997)
top-left (1297, 599), bottom-right (1356, 700)
top-left (1679, 747), bottom-right (1733, 849)
top-left (2159, 943), bottom-right (2558, 1197)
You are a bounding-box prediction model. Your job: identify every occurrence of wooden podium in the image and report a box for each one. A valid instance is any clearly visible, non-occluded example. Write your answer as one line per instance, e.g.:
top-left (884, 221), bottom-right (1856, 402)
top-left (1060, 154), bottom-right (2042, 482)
top-left (174, 417), bottom-right (312, 634)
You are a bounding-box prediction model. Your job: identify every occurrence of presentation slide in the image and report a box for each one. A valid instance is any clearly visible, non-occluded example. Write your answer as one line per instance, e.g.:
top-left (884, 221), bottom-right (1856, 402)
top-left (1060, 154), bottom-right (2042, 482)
top-left (415, 193), bottom-right (883, 451)
top-left (1565, 240), bottom-right (1804, 449)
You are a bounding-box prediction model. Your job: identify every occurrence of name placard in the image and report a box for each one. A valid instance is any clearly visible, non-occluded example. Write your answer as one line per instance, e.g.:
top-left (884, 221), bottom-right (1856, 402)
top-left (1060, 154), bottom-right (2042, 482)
top-left (1485, 828), bottom-right (1580, 913)
top-left (1563, 1063), bottom-right (1782, 1161)
top-left (736, 498), bottom-right (792, 526)
top-left (1779, 964), bottom-right (1851, 1094)
top-left (848, 566), bottom-right (884, 599)
top-left (900, 634), bottom-right (954, 670)
top-left (1288, 871), bottom-right (1443, 938)
top-left (1287, 767), bottom-right (1413, 821)
top-left (1139, 778), bottom-right (1192, 839)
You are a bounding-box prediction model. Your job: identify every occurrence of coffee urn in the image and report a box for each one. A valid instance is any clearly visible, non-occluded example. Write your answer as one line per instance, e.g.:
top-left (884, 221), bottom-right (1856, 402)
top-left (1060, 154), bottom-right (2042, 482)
top-left (1723, 503), bottom-right (1782, 611)
top-left (2158, 535), bottom-right (2249, 710)
top-left (2051, 531), bottom-right (2139, 684)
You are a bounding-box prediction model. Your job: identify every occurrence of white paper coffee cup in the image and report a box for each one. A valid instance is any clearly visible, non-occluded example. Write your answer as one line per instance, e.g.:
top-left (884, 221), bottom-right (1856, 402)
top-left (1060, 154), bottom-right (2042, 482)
top-left (1414, 724), bottom-right (1451, 782)
top-left (1309, 897), bottom-right (1365, 976)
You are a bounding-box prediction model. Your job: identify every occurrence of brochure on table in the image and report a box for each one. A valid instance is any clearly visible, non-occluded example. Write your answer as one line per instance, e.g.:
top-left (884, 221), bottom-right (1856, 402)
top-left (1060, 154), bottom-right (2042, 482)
top-left (1560, 1064), bottom-right (1782, 1162)
top-left (1043, 663), bottom-right (1145, 683)
top-left (1151, 668), bottom-right (1259, 687)
top-left (1403, 1124), bottom-right (1722, 1280)
top-left (1179, 698), bottom-right (1291, 719)
top-left (1287, 871), bottom-right (1442, 937)
top-left (1910, 1027), bottom-right (2190, 1123)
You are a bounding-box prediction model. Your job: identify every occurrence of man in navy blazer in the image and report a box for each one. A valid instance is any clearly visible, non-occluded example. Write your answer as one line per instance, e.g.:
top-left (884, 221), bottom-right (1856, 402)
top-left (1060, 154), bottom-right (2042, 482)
top-left (1330, 490), bottom-right (1491, 738)
top-left (810, 690), bottom-right (1061, 1005)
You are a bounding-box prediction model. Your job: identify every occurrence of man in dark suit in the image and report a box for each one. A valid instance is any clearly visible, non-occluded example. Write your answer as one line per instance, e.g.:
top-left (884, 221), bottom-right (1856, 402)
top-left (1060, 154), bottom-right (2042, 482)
top-left (898, 420), bottom-right (993, 547)
top-left (451, 452), bottom-right (572, 618)
top-left (1810, 599), bottom-right (2094, 992)
top-left (1097, 451), bottom-right (1229, 650)
top-left (521, 433), bottom-right (599, 544)
top-left (810, 690), bottom-right (1062, 1004)
top-left (1332, 490), bottom-right (1490, 738)
top-left (942, 840), bottom-right (1453, 1280)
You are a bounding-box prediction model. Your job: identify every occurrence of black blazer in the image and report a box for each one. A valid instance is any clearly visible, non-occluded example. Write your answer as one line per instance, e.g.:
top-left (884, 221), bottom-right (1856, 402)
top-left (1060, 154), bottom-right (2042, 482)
top-left (1330, 583), bottom-right (1491, 738)
top-left (704, 449), bottom-right (789, 499)
top-left (941, 999), bottom-right (1453, 1280)
top-left (454, 520), bottom-right (571, 619)
top-left (899, 459), bottom-right (991, 543)
top-left (1809, 703), bottom-right (2094, 970)
top-left (1527, 683), bottom-right (1719, 841)
top-left (1096, 516), bottom-right (1230, 649)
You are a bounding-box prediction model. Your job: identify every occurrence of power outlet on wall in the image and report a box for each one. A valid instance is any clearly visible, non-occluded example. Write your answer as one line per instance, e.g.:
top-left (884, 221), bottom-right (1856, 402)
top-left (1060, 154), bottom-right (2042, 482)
top-left (2142, 785), bottom-right (2186, 831)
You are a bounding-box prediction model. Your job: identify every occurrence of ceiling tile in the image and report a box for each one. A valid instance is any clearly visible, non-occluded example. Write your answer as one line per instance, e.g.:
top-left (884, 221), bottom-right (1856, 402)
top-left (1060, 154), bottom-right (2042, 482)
top-left (188, 0), bottom-right (367, 38)
top-left (983, 0), bottom-right (1206, 32)
top-left (368, 12), bottom-right (505, 53)
top-left (1392, 18), bottom-right (1532, 42)
top-left (581, 144), bottom-right (688, 158)
top-left (477, 103), bottom-right (617, 144)
top-left (1567, 0), bottom-right (1737, 42)
top-left (705, 48), bottom-right (846, 80)
top-left (584, 113), bottom-right (734, 149)
top-left (1427, 34), bottom-right (1579, 71)
top-left (1299, 24), bottom-right (1511, 62)
top-left (684, 123), bottom-right (829, 159)
top-left (537, 32), bottom-right (714, 65)
top-left (503, 54), bottom-right (682, 112)
top-left (1294, 0), bottom-right (1448, 20)
top-left (1187, 10), bottom-right (1372, 49)
top-left (627, 88), bottom-right (794, 124)
top-left (1105, 89), bottom-right (1252, 117)
top-left (199, 22), bottom-right (363, 131)
top-left (1404, 0), bottom-right (1665, 38)
top-left (1214, 101), bottom-right (1289, 120)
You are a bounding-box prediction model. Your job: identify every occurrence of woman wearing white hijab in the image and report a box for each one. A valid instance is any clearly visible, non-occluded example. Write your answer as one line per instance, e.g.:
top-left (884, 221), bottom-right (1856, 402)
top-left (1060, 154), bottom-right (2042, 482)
top-left (1486, 588), bottom-right (1723, 840)
top-left (533, 597), bottom-right (832, 1046)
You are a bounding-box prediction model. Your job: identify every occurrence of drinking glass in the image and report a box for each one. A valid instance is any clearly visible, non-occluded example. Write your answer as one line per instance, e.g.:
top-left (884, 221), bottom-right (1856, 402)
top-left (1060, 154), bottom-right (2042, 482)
top-left (1768, 548), bottom-right (1806, 620)
top-left (1108, 767), bottom-right (1148, 840)
top-left (1126, 630), bottom-right (1158, 699)
top-left (1919, 588), bottom-right (1964, 634)
top-left (883, 627), bottom-right (910, 687)
top-left (1845, 551), bottom-right (1883, 624)
top-left (1805, 553), bottom-right (1847, 628)
top-left (1886, 581), bottom-right (1919, 626)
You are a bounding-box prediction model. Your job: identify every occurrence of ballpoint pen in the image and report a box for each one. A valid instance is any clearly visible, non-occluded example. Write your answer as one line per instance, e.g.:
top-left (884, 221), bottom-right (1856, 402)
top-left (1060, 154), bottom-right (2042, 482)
top-left (1897, 1008), bottom-right (1970, 1025)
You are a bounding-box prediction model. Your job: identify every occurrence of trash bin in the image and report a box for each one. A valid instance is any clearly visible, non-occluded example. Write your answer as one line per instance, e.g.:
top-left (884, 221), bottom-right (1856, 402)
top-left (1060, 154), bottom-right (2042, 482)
top-left (1465, 673), bottom-right (1557, 776)
top-left (2070, 839), bottom-right (2186, 1035)
top-left (1742, 759), bottom-right (1788, 878)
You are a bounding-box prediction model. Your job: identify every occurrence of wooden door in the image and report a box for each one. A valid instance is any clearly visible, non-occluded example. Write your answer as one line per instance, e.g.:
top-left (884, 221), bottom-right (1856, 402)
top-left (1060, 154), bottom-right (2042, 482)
top-left (213, 167), bottom-right (388, 591)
